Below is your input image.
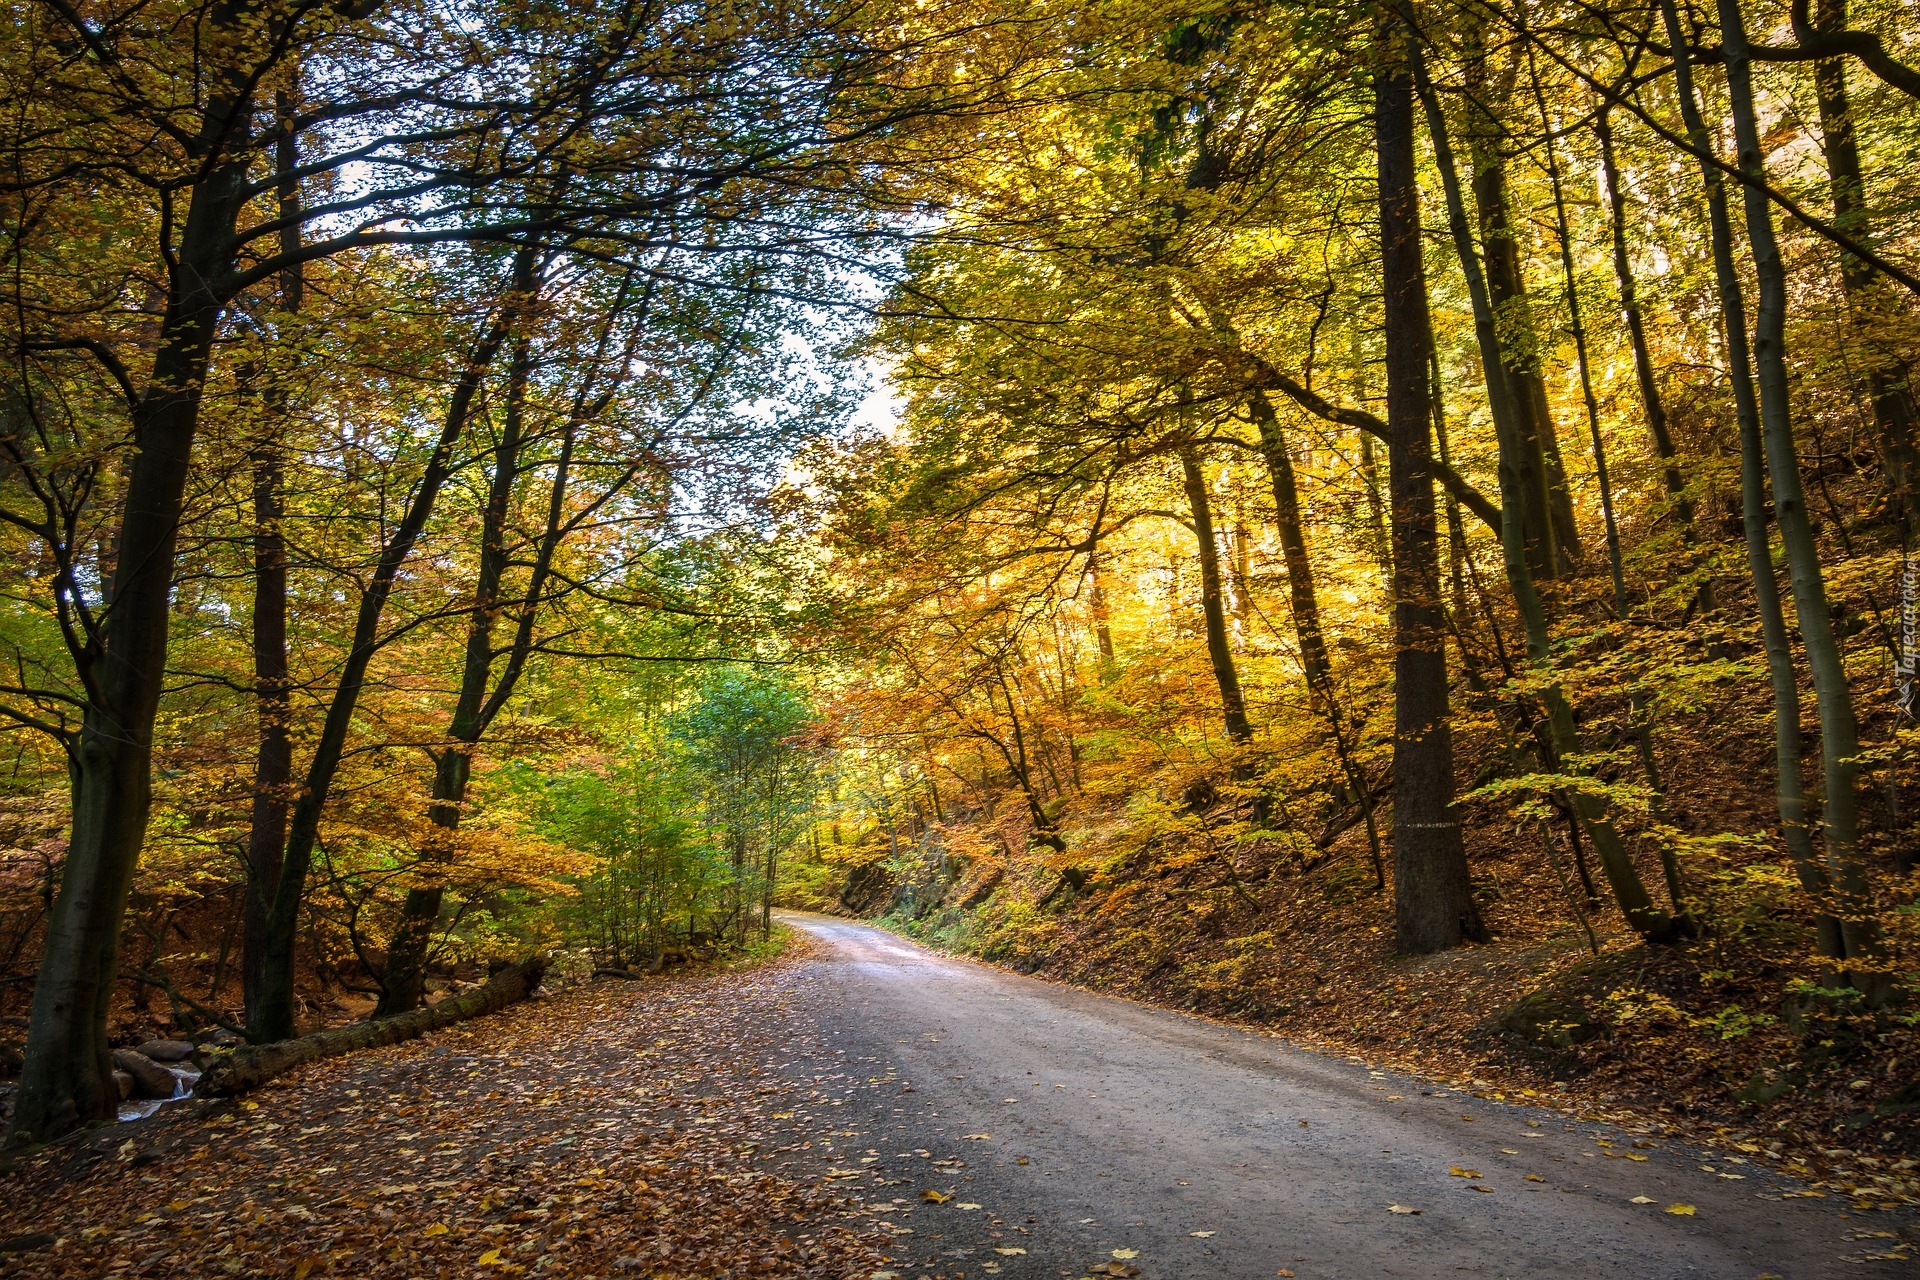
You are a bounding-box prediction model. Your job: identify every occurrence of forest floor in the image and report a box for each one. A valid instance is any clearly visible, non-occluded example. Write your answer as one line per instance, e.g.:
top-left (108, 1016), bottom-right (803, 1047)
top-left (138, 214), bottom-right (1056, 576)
top-left (0, 932), bottom-right (892, 1279)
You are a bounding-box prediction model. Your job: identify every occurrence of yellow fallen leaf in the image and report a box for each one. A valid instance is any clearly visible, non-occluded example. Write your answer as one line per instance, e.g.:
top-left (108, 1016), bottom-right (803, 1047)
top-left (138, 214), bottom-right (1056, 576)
top-left (962, 1133), bottom-right (992, 1140)
top-left (1627, 1153), bottom-right (1648, 1162)
top-left (921, 1190), bottom-right (951, 1203)
top-left (1630, 1196), bottom-right (1655, 1204)
top-left (166, 1201), bottom-right (190, 1212)
top-left (478, 1250), bottom-right (502, 1265)
top-left (422, 1224), bottom-right (449, 1237)
top-left (1388, 1204), bottom-right (1422, 1215)
top-left (1278, 1271), bottom-right (1297, 1278)
top-left (1112, 1249), bottom-right (1139, 1259)
top-left (1189, 1230), bottom-right (1215, 1237)
top-left (994, 1247), bottom-right (1026, 1256)
top-left (957, 1203), bottom-right (982, 1210)
top-left (1449, 1166), bottom-right (1483, 1178)
top-left (1525, 1174), bottom-right (1545, 1183)
top-left (1665, 1203), bottom-right (1696, 1216)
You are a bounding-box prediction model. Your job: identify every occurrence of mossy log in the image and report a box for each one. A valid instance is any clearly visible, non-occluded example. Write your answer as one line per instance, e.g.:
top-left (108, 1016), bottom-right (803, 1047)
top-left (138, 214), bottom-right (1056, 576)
top-left (195, 956), bottom-right (547, 1097)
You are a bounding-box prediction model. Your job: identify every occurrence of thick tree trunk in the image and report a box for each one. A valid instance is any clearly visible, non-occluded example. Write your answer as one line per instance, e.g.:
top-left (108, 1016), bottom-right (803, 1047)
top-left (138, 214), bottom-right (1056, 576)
top-left (242, 443), bottom-right (291, 1024)
top-left (1660, 0), bottom-right (1840, 960)
top-left (1180, 448), bottom-right (1253, 745)
top-left (1376, 30), bottom-right (1483, 953)
top-left (8, 153), bottom-right (252, 1146)
top-left (1717, 0), bottom-right (1881, 980)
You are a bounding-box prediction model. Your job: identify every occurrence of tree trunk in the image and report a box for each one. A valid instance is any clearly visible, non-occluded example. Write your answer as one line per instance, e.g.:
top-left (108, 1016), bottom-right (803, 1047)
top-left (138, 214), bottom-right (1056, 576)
top-left (200, 957), bottom-right (546, 1097)
top-left (1813, 0), bottom-right (1919, 536)
top-left (1660, 0), bottom-right (1841, 960)
top-left (1411, 23), bottom-right (1673, 941)
top-left (1716, 0), bottom-right (1881, 980)
top-left (1595, 110), bottom-right (1697, 539)
top-left (8, 148), bottom-right (253, 1146)
top-left (1249, 391), bottom-right (1334, 696)
top-left (1463, 38), bottom-right (1577, 578)
top-left (1180, 448), bottom-right (1254, 745)
top-left (1376, 26), bottom-right (1483, 953)
top-left (243, 108), bottom-right (302, 1028)
top-left (377, 335), bottom-right (534, 1018)
top-left (250, 257), bottom-right (531, 1044)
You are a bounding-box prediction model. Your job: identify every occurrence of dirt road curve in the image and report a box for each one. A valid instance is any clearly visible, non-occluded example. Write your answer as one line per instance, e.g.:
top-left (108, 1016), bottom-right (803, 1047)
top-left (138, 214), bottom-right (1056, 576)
top-left (776, 911), bottom-right (1914, 1280)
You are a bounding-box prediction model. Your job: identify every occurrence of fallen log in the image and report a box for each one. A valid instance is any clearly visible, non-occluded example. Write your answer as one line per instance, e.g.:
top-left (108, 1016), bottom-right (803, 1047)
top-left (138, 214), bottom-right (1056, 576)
top-left (194, 956), bottom-right (547, 1098)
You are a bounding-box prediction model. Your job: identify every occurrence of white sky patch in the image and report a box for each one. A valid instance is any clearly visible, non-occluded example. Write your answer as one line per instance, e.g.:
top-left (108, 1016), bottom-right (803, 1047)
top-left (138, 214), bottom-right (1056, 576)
top-left (849, 358), bottom-right (904, 437)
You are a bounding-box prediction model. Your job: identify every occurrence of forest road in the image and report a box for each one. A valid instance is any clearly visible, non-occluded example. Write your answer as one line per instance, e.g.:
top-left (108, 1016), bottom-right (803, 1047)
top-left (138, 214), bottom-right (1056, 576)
top-left (773, 911), bottom-right (1914, 1280)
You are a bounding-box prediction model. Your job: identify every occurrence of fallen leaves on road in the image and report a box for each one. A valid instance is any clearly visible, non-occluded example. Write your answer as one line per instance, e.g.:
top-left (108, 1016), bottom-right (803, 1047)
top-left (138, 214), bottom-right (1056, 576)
top-left (1387, 1204), bottom-right (1422, 1215)
top-left (920, 1189), bottom-right (952, 1203)
top-left (1448, 1166), bottom-right (1482, 1178)
top-left (1667, 1203), bottom-right (1698, 1216)
top-left (1631, 1196), bottom-right (1656, 1204)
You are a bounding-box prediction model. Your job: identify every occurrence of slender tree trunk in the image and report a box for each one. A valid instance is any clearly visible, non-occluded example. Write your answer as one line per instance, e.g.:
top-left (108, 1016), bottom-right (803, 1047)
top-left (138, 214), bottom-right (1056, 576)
top-left (1359, 428), bottom-right (1391, 574)
top-left (1716, 0), bottom-right (1881, 980)
top-left (376, 336), bottom-right (533, 1017)
top-left (1595, 110), bottom-right (1698, 541)
top-left (1088, 550), bottom-right (1116, 662)
top-left (1180, 448), bottom-right (1253, 745)
top-left (1530, 66), bottom-right (1626, 616)
top-left (243, 104), bottom-right (301, 1028)
top-left (1410, 24), bottom-right (1674, 941)
top-left (250, 257), bottom-right (532, 1044)
top-left (1813, 0), bottom-right (1919, 536)
top-left (1463, 37), bottom-right (1576, 577)
top-left (9, 143), bottom-right (253, 1145)
top-left (1249, 390), bottom-right (1334, 695)
top-left (1377, 26), bottom-right (1483, 953)
top-left (1658, 0), bottom-right (1840, 959)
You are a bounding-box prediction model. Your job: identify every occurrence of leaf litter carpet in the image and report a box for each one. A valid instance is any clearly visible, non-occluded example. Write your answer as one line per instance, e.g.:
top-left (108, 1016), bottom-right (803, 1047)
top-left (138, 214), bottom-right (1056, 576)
top-left (0, 955), bottom-right (895, 1278)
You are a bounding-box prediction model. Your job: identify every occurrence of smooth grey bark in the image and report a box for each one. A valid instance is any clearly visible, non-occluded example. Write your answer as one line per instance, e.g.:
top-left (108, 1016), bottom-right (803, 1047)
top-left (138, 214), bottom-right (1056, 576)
top-left (1408, 22), bottom-right (1674, 941)
top-left (1659, 0), bottom-right (1840, 959)
top-left (1811, 0), bottom-right (1918, 536)
top-left (1714, 0), bottom-right (1881, 976)
top-left (1377, 26), bottom-right (1483, 953)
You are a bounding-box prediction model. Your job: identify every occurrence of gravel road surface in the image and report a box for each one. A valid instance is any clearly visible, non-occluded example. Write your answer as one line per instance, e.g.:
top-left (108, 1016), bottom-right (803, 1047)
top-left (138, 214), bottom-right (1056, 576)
top-left (773, 911), bottom-right (1914, 1280)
